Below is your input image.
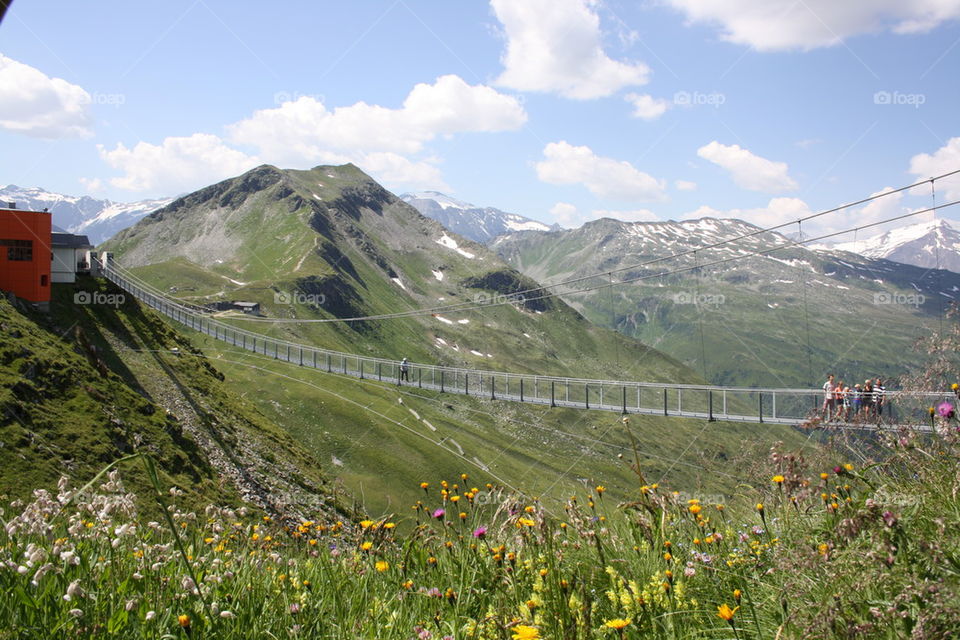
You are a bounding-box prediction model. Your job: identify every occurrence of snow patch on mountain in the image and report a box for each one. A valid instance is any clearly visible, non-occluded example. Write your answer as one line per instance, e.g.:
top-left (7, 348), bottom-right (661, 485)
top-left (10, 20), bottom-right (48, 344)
top-left (402, 191), bottom-right (558, 244)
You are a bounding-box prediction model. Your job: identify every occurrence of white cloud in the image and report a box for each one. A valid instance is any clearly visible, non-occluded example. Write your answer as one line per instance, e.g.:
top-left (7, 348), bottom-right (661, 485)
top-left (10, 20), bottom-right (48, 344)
top-left (550, 202), bottom-right (581, 228)
top-left (491, 0), bottom-right (650, 99)
top-left (536, 141), bottom-right (667, 201)
top-left (697, 141), bottom-right (798, 193)
top-left (229, 74), bottom-right (525, 161)
top-left (909, 137), bottom-right (960, 201)
top-left (593, 208), bottom-right (659, 222)
top-left (665, 0), bottom-right (960, 51)
top-left (96, 133), bottom-right (260, 193)
top-left (0, 54), bottom-right (93, 138)
top-left (626, 93), bottom-right (670, 120)
top-left (685, 197), bottom-right (812, 228)
top-left (674, 179), bottom-right (698, 191)
top-left (93, 75), bottom-right (521, 194)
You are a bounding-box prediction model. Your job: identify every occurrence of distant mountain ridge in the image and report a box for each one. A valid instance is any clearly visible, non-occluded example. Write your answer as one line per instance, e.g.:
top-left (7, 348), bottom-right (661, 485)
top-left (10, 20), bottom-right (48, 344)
top-left (827, 218), bottom-right (960, 274)
top-left (493, 215), bottom-right (960, 387)
top-left (0, 184), bottom-right (173, 244)
top-left (400, 190), bottom-right (558, 244)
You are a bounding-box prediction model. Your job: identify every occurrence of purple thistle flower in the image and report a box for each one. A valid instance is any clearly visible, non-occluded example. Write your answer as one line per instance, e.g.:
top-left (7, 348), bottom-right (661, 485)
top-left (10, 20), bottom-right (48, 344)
top-left (472, 526), bottom-right (487, 539)
top-left (432, 508), bottom-right (445, 520)
top-left (937, 402), bottom-right (956, 419)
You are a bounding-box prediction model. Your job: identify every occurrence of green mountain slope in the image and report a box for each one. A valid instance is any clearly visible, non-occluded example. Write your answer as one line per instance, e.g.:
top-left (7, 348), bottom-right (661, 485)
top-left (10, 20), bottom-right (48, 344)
top-left (493, 217), bottom-right (958, 388)
top-left (0, 282), bottom-right (350, 520)
top-left (100, 164), bottom-right (817, 515)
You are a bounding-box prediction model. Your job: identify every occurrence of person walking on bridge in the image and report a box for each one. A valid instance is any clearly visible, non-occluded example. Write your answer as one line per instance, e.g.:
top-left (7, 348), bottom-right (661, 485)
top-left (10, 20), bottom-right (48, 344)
top-left (822, 374), bottom-right (836, 419)
top-left (399, 357), bottom-right (410, 383)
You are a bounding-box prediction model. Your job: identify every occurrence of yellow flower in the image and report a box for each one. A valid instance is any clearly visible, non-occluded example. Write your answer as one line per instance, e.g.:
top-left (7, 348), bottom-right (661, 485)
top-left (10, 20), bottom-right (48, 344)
top-left (604, 618), bottom-right (631, 630)
top-left (756, 503), bottom-right (764, 514)
top-left (733, 589), bottom-right (742, 602)
top-left (524, 505), bottom-right (535, 513)
top-left (717, 603), bottom-right (739, 621)
top-left (420, 482), bottom-right (429, 490)
top-left (178, 614), bottom-right (191, 628)
top-left (844, 463), bottom-right (854, 472)
top-left (359, 520), bottom-right (374, 529)
top-left (820, 472), bottom-right (829, 480)
top-left (375, 561), bottom-right (389, 572)
top-left (383, 522), bottom-right (396, 530)
top-left (402, 579), bottom-right (414, 589)
top-left (772, 475), bottom-right (785, 484)
top-left (360, 541), bottom-right (373, 551)
top-left (596, 485), bottom-right (606, 495)
top-left (511, 625), bottom-right (540, 640)
top-left (517, 517), bottom-right (536, 527)
top-left (688, 504), bottom-right (702, 515)
top-left (952, 383), bottom-right (959, 391)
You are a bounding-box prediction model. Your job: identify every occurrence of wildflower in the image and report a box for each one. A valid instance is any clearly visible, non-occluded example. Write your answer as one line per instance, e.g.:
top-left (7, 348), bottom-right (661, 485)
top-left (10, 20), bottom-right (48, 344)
top-left (473, 526), bottom-right (487, 539)
top-left (717, 603), bottom-right (739, 621)
top-left (511, 625), bottom-right (540, 640)
top-left (596, 485), bottom-right (606, 495)
top-left (289, 603), bottom-right (301, 615)
top-left (427, 556), bottom-right (437, 566)
top-left (433, 509), bottom-right (445, 520)
top-left (375, 561), bottom-right (390, 572)
top-left (733, 589), bottom-right (742, 602)
top-left (604, 617), bottom-right (631, 631)
top-left (882, 511), bottom-right (898, 528)
top-left (459, 512), bottom-right (467, 520)
top-left (383, 522), bottom-right (396, 530)
top-left (663, 552), bottom-right (672, 562)
top-left (688, 504), bottom-right (702, 515)
top-left (360, 541), bottom-right (373, 551)
top-left (461, 473), bottom-right (469, 481)
top-left (402, 580), bottom-right (414, 590)
top-left (844, 463), bottom-right (854, 472)
top-left (178, 614), bottom-right (191, 628)
top-left (820, 472), bottom-right (829, 480)
top-left (772, 475), bottom-right (785, 484)
top-left (517, 517), bottom-right (536, 528)
top-left (420, 482), bottom-right (430, 491)
top-left (146, 611), bottom-right (156, 621)
top-left (220, 611), bottom-right (235, 619)
top-left (953, 383), bottom-right (959, 391)
top-left (524, 505), bottom-right (535, 513)
top-left (756, 503), bottom-right (764, 514)
top-left (359, 520), bottom-right (374, 529)
top-left (937, 402), bottom-right (956, 419)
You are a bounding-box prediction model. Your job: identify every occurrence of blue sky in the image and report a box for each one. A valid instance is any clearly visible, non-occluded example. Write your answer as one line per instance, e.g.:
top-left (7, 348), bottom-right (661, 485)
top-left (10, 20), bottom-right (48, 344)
top-left (2, 0), bottom-right (959, 235)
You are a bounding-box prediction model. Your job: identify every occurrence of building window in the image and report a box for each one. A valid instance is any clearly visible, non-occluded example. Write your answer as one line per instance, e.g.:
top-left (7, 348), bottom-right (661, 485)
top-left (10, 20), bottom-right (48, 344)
top-left (0, 239), bottom-right (32, 261)
top-left (40, 274), bottom-right (48, 286)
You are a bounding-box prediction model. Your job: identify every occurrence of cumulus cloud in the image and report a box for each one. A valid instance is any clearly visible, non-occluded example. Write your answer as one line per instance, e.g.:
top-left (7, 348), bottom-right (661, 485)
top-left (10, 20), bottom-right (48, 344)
top-left (697, 141), bottom-right (798, 193)
top-left (625, 93), bottom-right (670, 120)
top-left (536, 141), bottom-right (667, 201)
top-left (685, 197), bottom-right (812, 228)
top-left (909, 137), bottom-right (960, 201)
top-left (550, 202), bottom-right (582, 228)
top-left (96, 133), bottom-right (260, 193)
top-left (228, 74), bottom-right (526, 162)
top-left (93, 75), bottom-right (521, 194)
top-left (665, 0), bottom-right (960, 51)
top-left (674, 179), bottom-right (698, 191)
top-left (593, 208), bottom-right (659, 222)
top-left (0, 54), bottom-right (93, 138)
top-left (491, 0), bottom-right (649, 99)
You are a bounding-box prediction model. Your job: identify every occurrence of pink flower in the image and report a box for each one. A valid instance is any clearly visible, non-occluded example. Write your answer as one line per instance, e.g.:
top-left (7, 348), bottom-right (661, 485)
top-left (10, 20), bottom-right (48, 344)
top-left (432, 508), bottom-right (445, 520)
top-left (937, 402), bottom-right (956, 419)
top-left (472, 526), bottom-right (487, 539)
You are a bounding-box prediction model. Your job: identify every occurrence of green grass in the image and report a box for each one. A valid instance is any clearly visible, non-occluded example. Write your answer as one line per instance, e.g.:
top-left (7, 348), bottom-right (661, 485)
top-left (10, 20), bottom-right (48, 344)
top-left (1, 418), bottom-right (957, 639)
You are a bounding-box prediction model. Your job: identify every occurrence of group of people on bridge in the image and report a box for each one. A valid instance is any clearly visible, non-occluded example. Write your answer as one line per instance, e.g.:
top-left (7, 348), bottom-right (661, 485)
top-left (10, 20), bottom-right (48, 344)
top-left (822, 373), bottom-right (887, 422)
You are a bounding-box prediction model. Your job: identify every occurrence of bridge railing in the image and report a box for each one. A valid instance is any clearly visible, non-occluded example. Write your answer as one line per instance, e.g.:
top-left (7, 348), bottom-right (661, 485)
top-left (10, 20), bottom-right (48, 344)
top-left (101, 261), bottom-right (957, 427)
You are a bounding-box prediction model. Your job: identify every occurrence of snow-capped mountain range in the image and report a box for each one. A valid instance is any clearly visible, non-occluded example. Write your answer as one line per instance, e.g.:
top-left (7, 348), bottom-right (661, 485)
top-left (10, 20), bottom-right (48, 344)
top-left (0, 185), bottom-right (173, 244)
top-left (400, 191), bottom-right (559, 245)
top-left (827, 218), bottom-right (960, 274)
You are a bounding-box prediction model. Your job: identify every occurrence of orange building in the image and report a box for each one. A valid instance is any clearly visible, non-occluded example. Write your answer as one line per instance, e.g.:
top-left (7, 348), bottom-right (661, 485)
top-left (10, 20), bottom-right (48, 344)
top-left (0, 205), bottom-right (52, 305)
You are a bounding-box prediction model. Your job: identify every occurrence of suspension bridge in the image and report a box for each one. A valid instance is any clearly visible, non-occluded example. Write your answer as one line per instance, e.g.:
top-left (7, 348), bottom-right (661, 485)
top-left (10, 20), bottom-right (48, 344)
top-left (100, 259), bottom-right (953, 432)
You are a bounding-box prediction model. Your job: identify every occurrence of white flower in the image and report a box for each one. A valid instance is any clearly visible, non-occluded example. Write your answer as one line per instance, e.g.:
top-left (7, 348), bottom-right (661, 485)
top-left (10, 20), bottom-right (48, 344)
top-left (145, 611), bottom-right (156, 621)
top-left (219, 611), bottom-right (235, 619)
top-left (69, 608), bottom-right (83, 618)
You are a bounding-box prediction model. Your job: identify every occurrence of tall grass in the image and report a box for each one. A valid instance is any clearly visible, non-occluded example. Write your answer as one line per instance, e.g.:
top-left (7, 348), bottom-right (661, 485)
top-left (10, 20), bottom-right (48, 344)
top-left (2, 406), bottom-right (959, 639)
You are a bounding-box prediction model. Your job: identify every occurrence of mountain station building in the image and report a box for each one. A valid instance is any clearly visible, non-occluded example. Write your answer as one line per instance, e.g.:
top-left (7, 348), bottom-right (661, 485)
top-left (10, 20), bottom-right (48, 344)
top-left (0, 202), bottom-right (52, 307)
